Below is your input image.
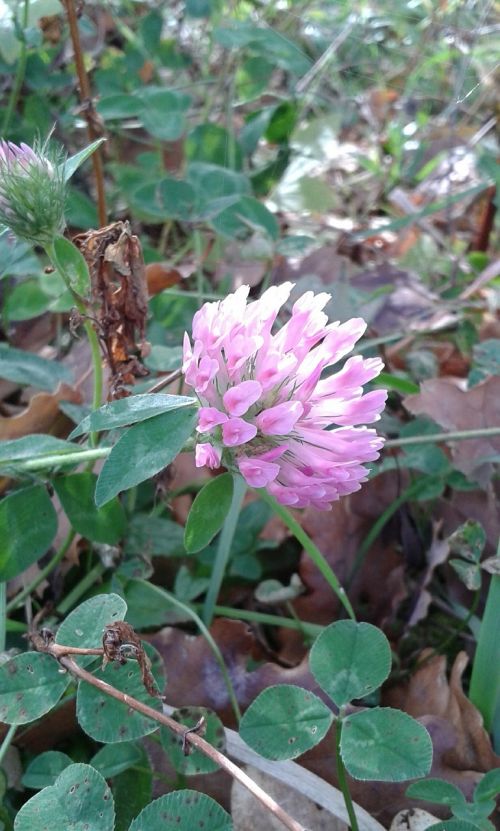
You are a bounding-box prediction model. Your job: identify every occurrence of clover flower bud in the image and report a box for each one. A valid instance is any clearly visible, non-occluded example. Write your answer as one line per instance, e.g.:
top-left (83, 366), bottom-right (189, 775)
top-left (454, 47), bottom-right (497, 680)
top-left (183, 282), bottom-right (388, 510)
top-left (0, 139), bottom-right (66, 244)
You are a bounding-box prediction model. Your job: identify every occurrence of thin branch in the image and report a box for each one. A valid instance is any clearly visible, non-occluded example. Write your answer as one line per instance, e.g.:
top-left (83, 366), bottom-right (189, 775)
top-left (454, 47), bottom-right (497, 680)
top-left (62, 0), bottom-right (107, 226)
top-left (148, 368), bottom-right (183, 394)
top-left (384, 426), bottom-right (500, 448)
top-left (32, 638), bottom-right (305, 831)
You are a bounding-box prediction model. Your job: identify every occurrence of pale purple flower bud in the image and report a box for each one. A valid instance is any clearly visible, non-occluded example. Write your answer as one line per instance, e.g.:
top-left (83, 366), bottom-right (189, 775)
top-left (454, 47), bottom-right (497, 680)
top-left (0, 138), bottom-right (66, 244)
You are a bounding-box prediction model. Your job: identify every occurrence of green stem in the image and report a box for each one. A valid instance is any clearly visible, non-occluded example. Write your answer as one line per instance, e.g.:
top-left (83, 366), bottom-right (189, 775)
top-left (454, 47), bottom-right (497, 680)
top-left (435, 584), bottom-right (481, 657)
top-left (5, 620), bottom-right (28, 633)
top-left (203, 474), bottom-right (247, 626)
top-left (135, 581), bottom-right (241, 723)
top-left (258, 489), bottom-right (356, 621)
top-left (84, 321), bottom-right (103, 427)
top-left (6, 446), bottom-right (109, 473)
top-left (1, 0), bottom-right (29, 135)
top-left (193, 230), bottom-right (205, 309)
top-left (469, 538), bottom-right (500, 733)
top-left (0, 583), bottom-right (6, 652)
top-left (194, 604), bottom-right (324, 637)
top-left (160, 288), bottom-right (222, 301)
top-left (347, 478), bottom-right (433, 586)
top-left (56, 563), bottom-right (105, 616)
top-left (45, 241), bottom-right (103, 446)
top-left (6, 529), bottom-right (76, 614)
top-left (0, 724), bottom-right (17, 770)
top-left (335, 718), bottom-right (359, 831)
top-left (384, 426), bottom-right (500, 449)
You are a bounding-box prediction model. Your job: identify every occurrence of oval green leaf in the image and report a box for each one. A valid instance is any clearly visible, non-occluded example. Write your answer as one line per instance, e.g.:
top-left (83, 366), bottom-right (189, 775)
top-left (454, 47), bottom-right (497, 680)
top-left (129, 790), bottom-right (233, 831)
top-left (160, 707), bottom-right (225, 775)
top-left (239, 684), bottom-right (333, 761)
top-left (76, 643), bottom-right (164, 743)
top-left (95, 407), bottom-right (198, 506)
top-left (426, 823), bottom-right (480, 831)
top-left (474, 768), bottom-right (500, 803)
top-left (111, 744), bottom-right (152, 831)
top-left (14, 763), bottom-right (114, 831)
top-left (310, 620), bottom-right (392, 707)
top-left (0, 343), bottom-right (72, 390)
top-left (22, 751), bottom-right (73, 790)
top-left (55, 593), bottom-right (127, 667)
top-left (69, 393), bottom-right (196, 439)
top-left (406, 779), bottom-right (467, 808)
top-left (54, 472), bottom-right (126, 544)
top-left (341, 707), bottom-right (433, 781)
top-left (52, 236), bottom-right (90, 296)
top-left (0, 485), bottom-right (57, 581)
top-left (90, 741), bottom-right (142, 778)
top-left (184, 473), bottom-right (234, 553)
top-left (62, 138), bottom-right (106, 182)
top-left (0, 435), bottom-right (77, 465)
top-left (0, 652), bottom-right (69, 725)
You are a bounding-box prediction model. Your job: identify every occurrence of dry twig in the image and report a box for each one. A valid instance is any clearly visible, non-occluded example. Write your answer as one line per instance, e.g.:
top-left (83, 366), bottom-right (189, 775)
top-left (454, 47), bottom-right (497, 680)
top-left (30, 628), bottom-right (306, 831)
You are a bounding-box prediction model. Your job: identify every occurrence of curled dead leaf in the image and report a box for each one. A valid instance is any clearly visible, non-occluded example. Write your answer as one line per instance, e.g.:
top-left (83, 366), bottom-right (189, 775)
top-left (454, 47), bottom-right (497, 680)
top-left (385, 650), bottom-right (500, 799)
top-left (74, 222), bottom-right (150, 398)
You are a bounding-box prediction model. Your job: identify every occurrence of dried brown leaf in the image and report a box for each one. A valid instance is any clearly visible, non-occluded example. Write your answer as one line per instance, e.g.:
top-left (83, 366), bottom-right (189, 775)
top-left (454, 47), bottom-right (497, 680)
top-left (404, 377), bottom-right (500, 486)
top-left (75, 222), bottom-right (150, 398)
top-left (0, 382), bottom-right (82, 441)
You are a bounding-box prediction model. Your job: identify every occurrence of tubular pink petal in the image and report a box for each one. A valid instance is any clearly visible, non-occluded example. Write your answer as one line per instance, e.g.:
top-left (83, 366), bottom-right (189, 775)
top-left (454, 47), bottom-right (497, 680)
top-left (256, 400), bottom-right (304, 435)
top-left (223, 380), bottom-right (262, 416)
top-left (238, 456), bottom-right (281, 487)
top-left (197, 407), bottom-right (228, 433)
top-left (222, 418), bottom-right (258, 447)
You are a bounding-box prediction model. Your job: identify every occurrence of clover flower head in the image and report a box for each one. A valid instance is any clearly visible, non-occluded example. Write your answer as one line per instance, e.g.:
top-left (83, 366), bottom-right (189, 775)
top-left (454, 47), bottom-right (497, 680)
top-left (183, 283), bottom-right (387, 510)
top-left (0, 138), bottom-right (66, 244)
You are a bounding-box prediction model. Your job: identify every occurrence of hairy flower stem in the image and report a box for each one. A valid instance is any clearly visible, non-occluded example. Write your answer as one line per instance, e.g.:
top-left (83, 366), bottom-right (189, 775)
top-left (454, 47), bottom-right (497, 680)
top-left (347, 478), bottom-right (427, 586)
top-left (132, 580), bottom-right (241, 723)
top-left (57, 563), bottom-right (105, 616)
top-left (335, 718), bottom-right (360, 831)
top-left (8, 447), bottom-right (109, 473)
top-left (258, 489), bottom-right (356, 621)
top-left (203, 473), bottom-right (247, 626)
top-left (1, 0), bottom-right (29, 136)
top-left (194, 604), bottom-right (324, 637)
top-left (45, 241), bottom-right (103, 445)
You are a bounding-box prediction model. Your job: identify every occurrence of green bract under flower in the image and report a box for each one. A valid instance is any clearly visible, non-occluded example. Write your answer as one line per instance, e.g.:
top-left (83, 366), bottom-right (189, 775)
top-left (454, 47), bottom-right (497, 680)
top-left (0, 139), bottom-right (66, 245)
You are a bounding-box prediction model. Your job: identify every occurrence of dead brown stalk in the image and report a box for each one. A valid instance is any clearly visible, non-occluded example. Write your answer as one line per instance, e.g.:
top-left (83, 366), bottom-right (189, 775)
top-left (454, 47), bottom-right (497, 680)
top-left (62, 0), bottom-right (107, 226)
